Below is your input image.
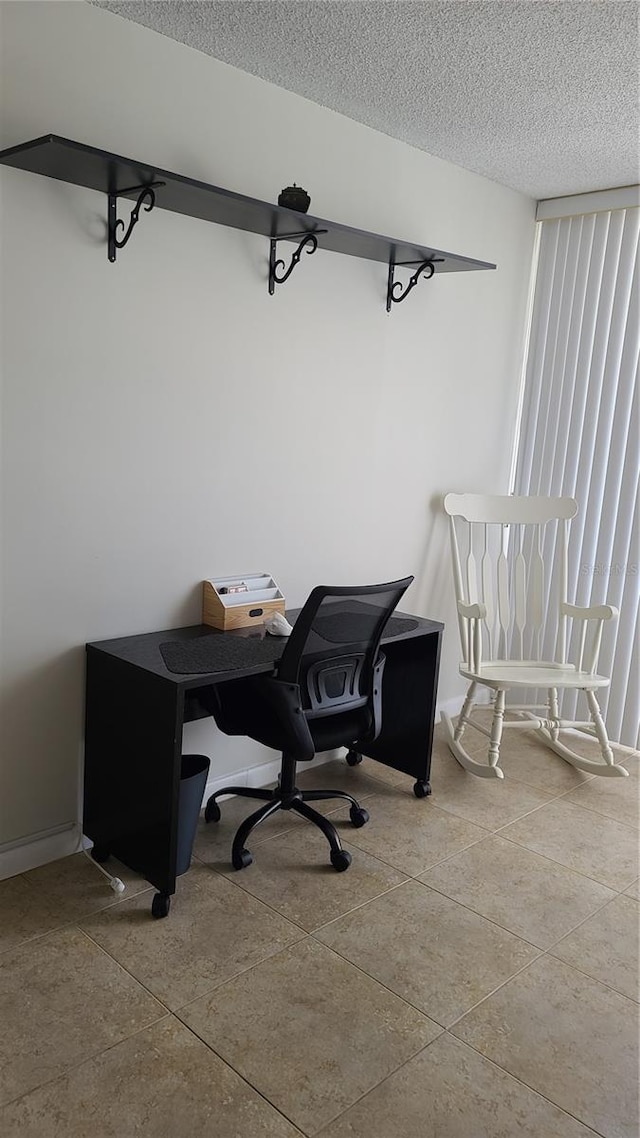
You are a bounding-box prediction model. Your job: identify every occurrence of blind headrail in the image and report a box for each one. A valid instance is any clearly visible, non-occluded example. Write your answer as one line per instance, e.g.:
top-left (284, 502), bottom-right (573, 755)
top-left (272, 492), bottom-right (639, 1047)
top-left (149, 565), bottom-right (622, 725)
top-left (537, 186), bottom-right (639, 222)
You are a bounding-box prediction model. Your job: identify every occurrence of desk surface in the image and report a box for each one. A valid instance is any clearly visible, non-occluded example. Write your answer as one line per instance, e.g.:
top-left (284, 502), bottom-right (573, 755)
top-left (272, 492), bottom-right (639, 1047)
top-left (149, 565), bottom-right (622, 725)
top-left (86, 610), bottom-right (444, 689)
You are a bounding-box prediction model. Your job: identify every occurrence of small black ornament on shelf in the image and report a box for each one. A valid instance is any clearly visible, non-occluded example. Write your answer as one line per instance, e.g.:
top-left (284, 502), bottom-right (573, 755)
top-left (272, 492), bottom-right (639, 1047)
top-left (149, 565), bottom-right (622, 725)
top-left (278, 183), bottom-right (311, 213)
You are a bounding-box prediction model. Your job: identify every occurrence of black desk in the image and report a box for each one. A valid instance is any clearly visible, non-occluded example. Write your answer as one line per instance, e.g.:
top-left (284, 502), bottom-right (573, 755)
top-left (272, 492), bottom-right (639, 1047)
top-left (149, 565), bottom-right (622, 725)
top-left (84, 611), bottom-right (442, 910)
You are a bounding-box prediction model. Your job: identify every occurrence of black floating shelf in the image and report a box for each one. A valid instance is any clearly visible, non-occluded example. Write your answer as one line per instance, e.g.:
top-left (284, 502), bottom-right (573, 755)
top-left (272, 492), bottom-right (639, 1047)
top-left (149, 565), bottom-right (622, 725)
top-left (0, 134), bottom-right (496, 308)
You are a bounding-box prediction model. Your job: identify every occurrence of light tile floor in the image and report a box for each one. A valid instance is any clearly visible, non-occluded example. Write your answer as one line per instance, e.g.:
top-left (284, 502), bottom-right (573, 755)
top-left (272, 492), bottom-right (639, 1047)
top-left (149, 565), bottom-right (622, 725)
top-left (1, 727), bottom-right (638, 1137)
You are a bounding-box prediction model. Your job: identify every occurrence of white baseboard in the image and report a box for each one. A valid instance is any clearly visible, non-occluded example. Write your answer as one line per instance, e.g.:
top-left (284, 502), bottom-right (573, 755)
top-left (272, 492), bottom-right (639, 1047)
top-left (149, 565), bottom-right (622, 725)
top-left (0, 822), bottom-right (81, 882)
top-left (436, 692), bottom-right (490, 722)
top-left (203, 749), bottom-right (339, 802)
top-left (437, 696), bottom-right (464, 721)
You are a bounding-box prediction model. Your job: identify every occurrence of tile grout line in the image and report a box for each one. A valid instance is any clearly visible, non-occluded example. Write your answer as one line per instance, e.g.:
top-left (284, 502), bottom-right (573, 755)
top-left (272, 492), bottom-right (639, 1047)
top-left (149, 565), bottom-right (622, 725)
top-left (169, 1011), bottom-right (308, 1137)
top-left (448, 1034), bottom-right (609, 1138)
top-left (310, 1037), bottom-right (444, 1136)
top-left (443, 947), bottom-right (549, 1031)
top-left (306, 934), bottom-right (449, 1027)
top-left (199, 864), bottom-right (412, 935)
top-left (313, 1027), bottom-right (604, 1138)
top-left (539, 787), bottom-right (640, 830)
top-left (417, 872), bottom-right (619, 955)
top-left (405, 873), bottom-right (580, 950)
top-left (439, 1031), bottom-right (608, 1138)
top-left (75, 925), bottom-right (178, 1015)
top-left (75, 886), bottom-right (319, 1018)
top-left (347, 832), bottom-right (491, 879)
top-left (446, 937), bottom-right (639, 1032)
top-left (311, 874), bottom-right (549, 961)
top-left (306, 877), bottom-right (413, 933)
top-left (491, 781), bottom-right (640, 835)
top-left (543, 888), bottom-right (639, 950)
top-left (0, 1009), bottom-right (175, 1113)
top-left (168, 936), bottom-right (303, 1016)
top-left (0, 878), bottom-right (155, 960)
top-left (540, 937), bottom-right (640, 1005)
top-left (489, 828), bottom-right (638, 893)
top-left (441, 942), bottom-right (551, 1033)
top-left (199, 830), bottom-right (424, 929)
top-left (167, 934), bottom-right (314, 1018)
top-left (408, 782), bottom-right (582, 835)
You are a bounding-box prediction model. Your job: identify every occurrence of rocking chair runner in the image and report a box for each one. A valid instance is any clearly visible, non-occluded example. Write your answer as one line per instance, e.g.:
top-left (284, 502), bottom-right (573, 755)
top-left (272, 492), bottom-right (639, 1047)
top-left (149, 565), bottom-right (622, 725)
top-left (442, 493), bottom-right (629, 781)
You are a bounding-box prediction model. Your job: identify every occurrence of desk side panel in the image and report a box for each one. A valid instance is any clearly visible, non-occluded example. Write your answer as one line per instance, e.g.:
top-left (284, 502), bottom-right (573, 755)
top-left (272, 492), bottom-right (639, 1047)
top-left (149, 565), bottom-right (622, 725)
top-left (84, 649), bottom-right (184, 895)
top-left (357, 629), bottom-right (442, 783)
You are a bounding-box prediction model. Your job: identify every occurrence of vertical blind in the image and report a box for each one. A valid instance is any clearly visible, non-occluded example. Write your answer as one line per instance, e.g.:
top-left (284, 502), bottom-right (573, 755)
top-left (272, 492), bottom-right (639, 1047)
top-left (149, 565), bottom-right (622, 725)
top-left (513, 200), bottom-right (639, 747)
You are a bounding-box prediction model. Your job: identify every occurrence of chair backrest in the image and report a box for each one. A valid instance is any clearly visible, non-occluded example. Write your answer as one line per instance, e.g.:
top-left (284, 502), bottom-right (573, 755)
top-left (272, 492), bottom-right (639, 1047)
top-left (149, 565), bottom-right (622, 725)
top-left (277, 578), bottom-right (413, 718)
top-left (443, 493), bottom-right (578, 665)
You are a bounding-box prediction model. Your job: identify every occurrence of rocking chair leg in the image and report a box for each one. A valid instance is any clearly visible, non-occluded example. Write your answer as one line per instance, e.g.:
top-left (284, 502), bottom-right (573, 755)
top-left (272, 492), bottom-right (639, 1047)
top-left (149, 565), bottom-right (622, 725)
top-left (488, 689), bottom-right (506, 769)
top-left (585, 688), bottom-right (616, 767)
top-left (454, 682), bottom-right (477, 743)
top-left (442, 686), bottom-right (505, 779)
top-left (548, 688), bottom-right (560, 742)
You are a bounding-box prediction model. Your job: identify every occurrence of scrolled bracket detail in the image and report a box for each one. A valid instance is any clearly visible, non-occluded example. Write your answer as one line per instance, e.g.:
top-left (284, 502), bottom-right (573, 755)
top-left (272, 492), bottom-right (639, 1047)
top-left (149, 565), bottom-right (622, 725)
top-left (386, 256), bottom-right (444, 312)
top-left (108, 182), bottom-right (165, 263)
top-left (268, 230), bottom-right (327, 295)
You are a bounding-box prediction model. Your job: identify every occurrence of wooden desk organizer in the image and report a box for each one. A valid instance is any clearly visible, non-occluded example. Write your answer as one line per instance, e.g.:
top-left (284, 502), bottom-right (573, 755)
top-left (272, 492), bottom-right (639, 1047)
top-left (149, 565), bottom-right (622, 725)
top-left (203, 574), bottom-right (286, 631)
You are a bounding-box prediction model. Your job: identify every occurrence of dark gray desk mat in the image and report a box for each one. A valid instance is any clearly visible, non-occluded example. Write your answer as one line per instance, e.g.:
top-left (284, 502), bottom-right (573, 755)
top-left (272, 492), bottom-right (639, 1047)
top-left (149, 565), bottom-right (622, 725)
top-left (159, 616), bottom-right (418, 675)
top-left (313, 613), bottom-right (416, 643)
top-left (160, 635), bottom-right (287, 675)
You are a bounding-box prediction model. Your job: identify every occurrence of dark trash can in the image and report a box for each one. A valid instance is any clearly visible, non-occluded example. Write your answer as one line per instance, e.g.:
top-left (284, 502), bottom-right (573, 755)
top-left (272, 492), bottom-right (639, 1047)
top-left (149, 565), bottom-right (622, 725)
top-left (176, 754), bottom-right (210, 876)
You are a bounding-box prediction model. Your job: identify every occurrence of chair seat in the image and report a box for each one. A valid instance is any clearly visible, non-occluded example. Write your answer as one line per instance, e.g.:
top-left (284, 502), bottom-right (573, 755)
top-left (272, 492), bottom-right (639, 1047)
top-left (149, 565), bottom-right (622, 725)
top-left (459, 661), bottom-right (610, 690)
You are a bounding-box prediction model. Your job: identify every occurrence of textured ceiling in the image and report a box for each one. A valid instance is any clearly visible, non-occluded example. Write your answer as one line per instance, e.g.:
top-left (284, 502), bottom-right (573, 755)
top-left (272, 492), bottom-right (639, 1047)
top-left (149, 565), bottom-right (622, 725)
top-left (93, 1), bottom-right (640, 199)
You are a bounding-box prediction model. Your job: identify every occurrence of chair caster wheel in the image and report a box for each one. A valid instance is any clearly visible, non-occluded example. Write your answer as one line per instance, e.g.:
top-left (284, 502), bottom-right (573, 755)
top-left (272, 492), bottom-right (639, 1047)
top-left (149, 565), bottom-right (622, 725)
top-left (232, 848), bottom-right (253, 871)
top-left (349, 805), bottom-right (369, 828)
top-left (345, 750), bottom-right (363, 767)
top-left (151, 892), bottom-right (171, 919)
top-left (330, 849), bottom-right (352, 872)
top-left (204, 798), bottom-right (221, 823)
top-left (413, 780), bottom-right (431, 798)
top-left (90, 845), bottom-right (110, 863)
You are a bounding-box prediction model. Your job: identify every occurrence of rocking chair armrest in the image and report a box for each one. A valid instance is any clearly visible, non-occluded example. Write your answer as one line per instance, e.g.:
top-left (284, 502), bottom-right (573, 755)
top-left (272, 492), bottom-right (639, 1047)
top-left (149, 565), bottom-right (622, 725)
top-left (457, 600), bottom-right (487, 620)
top-left (562, 602), bottom-right (619, 622)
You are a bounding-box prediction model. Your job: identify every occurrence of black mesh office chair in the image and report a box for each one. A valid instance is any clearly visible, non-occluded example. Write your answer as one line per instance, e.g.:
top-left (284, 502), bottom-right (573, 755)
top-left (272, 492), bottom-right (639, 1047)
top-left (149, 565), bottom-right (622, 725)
top-left (203, 578), bottom-right (413, 872)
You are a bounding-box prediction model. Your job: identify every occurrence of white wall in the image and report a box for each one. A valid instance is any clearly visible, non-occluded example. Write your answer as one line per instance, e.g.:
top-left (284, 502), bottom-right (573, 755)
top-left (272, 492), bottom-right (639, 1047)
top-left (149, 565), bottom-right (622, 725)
top-left (0, 1), bottom-right (536, 858)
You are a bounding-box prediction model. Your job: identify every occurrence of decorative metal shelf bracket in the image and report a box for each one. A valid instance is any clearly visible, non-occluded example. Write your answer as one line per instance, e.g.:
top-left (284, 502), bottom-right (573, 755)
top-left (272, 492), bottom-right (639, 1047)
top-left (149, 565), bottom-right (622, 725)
top-left (269, 230), bottom-right (327, 295)
top-left (108, 181), bottom-right (165, 262)
top-left (386, 256), bottom-right (444, 312)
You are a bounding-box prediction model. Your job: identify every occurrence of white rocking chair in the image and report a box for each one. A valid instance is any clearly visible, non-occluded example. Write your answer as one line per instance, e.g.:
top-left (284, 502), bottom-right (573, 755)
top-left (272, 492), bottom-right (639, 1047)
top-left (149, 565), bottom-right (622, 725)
top-left (442, 493), bottom-right (629, 781)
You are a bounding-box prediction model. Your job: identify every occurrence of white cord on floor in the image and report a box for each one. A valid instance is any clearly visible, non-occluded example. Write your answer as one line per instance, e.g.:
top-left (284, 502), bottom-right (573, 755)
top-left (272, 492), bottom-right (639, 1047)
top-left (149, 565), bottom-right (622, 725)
top-left (76, 841), bottom-right (126, 894)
